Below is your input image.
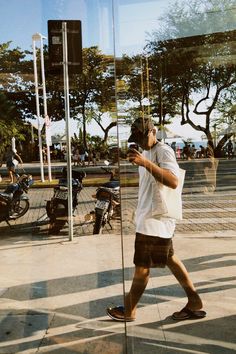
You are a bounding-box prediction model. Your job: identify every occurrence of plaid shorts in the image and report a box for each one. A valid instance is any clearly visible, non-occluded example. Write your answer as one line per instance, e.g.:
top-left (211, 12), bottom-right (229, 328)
top-left (133, 232), bottom-right (174, 268)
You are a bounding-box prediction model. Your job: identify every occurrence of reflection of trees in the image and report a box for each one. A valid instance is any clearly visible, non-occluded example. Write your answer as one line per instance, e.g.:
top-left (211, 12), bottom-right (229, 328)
top-left (143, 0), bottom-right (236, 156)
top-left (117, 54), bottom-right (179, 121)
top-left (0, 43), bottom-right (116, 151)
top-left (45, 46), bottom-right (116, 148)
top-left (0, 42), bottom-right (35, 151)
top-left (116, 28), bottom-right (236, 158)
top-left (147, 30), bottom-right (236, 156)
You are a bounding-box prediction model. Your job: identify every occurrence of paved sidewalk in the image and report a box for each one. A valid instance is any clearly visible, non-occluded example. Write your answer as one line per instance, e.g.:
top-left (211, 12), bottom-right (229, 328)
top-left (0, 187), bottom-right (236, 353)
top-left (0, 230), bottom-right (235, 353)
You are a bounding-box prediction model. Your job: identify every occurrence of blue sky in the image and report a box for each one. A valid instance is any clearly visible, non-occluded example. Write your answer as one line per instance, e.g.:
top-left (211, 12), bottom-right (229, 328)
top-left (0, 0), bottom-right (106, 51)
top-left (0, 0), bottom-right (169, 56)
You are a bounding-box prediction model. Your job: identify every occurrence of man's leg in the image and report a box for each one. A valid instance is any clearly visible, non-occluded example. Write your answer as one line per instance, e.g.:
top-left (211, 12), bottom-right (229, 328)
top-left (9, 170), bottom-right (14, 183)
top-left (124, 266), bottom-right (150, 319)
top-left (167, 254), bottom-right (203, 310)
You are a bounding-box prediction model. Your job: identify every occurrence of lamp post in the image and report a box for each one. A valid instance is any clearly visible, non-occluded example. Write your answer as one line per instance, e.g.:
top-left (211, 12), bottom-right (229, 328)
top-left (140, 57), bottom-right (145, 119)
top-left (146, 56), bottom-right (151, 117)
top-left (32, 32), bottom-right (52, 182)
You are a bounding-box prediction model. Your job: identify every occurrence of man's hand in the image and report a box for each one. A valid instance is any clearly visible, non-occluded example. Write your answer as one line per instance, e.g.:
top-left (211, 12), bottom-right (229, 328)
top-left (127, 148), bottom-right (146, 166)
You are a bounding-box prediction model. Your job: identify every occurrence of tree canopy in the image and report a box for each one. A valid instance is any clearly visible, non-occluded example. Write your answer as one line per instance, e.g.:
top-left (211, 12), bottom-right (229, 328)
top-left (145, 0), bottom-right (236, 156)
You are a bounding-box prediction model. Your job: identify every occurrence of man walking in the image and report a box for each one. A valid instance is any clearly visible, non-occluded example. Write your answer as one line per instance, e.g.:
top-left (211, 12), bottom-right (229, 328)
top-left (107, 117), bottom-right (206, 321)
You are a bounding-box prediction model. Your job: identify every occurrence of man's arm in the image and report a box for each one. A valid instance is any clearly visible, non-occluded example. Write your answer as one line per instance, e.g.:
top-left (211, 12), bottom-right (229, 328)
top-left (128, 149), bottom-right (178, 189)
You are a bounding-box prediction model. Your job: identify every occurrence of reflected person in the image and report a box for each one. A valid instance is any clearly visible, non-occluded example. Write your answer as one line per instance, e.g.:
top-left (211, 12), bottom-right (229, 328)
top-left (1, 145), bottom-right (23, 183)
top-left (107, 118), bottom-right (206, 321)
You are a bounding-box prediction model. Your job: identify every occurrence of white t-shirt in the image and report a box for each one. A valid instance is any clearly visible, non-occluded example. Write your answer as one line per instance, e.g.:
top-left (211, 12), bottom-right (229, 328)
top-left (135, 142), bottom-right (180, 239)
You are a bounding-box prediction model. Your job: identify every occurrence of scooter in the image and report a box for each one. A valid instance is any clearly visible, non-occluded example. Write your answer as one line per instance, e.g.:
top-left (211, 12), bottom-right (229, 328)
top-left (46, 167), bottom-right (86, 234)
top-left (88, 161), bottom-right (120, 234)
top-left (0, 171), bottom-right (34, 225)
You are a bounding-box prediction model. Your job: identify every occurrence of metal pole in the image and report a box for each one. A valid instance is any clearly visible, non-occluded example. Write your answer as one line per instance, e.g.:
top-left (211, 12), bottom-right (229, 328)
top-left (40, 35), bottom-right (52, 181)
top-left (32, 36), bottom-right (45, 182)
top-left (146, 56), bottom-right (150, 117)
top-left (62, 22), bottom-right (73, 241)
top-left (140, 57), bottom-right (144, 118)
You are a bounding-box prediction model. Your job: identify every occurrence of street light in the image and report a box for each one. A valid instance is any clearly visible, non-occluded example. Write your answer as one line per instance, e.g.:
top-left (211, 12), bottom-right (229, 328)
top-left (32, 33), bottom-right (52, 182)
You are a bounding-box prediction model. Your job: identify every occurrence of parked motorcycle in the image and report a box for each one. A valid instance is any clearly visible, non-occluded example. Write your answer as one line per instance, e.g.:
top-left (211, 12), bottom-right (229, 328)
top-left (88, 161), bottom-right (120, 234)
top-left (0, 171), bottom-right (34, 225)
top-left (46, 167), bottom-right (86, 234)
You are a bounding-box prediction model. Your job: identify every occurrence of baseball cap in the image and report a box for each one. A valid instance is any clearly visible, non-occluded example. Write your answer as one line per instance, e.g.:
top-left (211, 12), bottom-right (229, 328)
top-left (128, 117), bottom-right (155, 143)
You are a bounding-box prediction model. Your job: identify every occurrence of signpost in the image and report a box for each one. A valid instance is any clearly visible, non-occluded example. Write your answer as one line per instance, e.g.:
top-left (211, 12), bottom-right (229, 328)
top-left (48, 20), bottom-right (82, 75)
top-left (48, 20), bottom-right (82, 241)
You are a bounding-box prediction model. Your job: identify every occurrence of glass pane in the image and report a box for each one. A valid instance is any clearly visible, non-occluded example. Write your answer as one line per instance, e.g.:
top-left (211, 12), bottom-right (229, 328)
top-left (0, 1), bottom-right (126, 352)
top-left (114, 0), bottom-right (236, 352)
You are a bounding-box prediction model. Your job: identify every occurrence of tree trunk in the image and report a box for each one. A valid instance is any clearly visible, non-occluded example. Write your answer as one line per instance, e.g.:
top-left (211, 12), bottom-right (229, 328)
top-left (214, 133), bottom-right (234, 158)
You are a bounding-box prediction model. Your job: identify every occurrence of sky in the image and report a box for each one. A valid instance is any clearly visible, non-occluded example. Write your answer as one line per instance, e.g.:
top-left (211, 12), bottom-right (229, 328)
top-left (0, 0), bottom-right (169, 54)
top-left (0, 0), bottom-right (210, 141)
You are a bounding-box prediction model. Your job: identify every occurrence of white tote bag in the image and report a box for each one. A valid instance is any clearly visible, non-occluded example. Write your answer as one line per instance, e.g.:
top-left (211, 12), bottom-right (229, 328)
top-left (152, 142), bottom-right (185, 220)
top-left (157, 168), bottom-right (185, 220)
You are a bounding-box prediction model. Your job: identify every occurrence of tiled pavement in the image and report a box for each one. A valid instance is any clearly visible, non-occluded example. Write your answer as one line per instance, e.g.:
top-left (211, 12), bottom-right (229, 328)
top-left (1, 186), bottom-right (236, 237)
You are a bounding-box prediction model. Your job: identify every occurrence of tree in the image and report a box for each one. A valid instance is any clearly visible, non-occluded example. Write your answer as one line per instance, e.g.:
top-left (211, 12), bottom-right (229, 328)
top-left (45, 46), bottom-right (116, 148)
top-left (1, 42), bottom-right (117, 153)
top-left (0, 42), bottom-right (34, 121)
top-left (0, 92), bottom-right (26, 155)
top-left (111, 53), bottom-right (182, 130)
top-left (147, 0), bottom-right (236, 156)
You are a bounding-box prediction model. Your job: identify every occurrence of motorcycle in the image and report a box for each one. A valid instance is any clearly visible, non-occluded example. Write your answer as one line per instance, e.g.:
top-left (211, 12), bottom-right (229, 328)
top-left (0, 171), bottom-right (34, 225)
top-left (88, 161), bottom-right (120, 235)
top-left (46, 167), bottom-right (86, 234)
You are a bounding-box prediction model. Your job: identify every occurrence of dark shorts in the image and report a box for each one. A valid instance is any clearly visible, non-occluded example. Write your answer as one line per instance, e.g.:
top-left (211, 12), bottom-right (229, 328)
top-left (133, 233), bottom-right (174, 268)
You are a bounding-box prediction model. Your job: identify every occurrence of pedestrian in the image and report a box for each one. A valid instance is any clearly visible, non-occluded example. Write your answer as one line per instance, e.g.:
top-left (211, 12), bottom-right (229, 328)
top-left (72, 146), bottom-right (80, 166)
top-left (106, 117), bottom-right (206, 321)
top-left (171, 141), bottom-right (176, 155)
top-left (79, 145), bottom-right (86, 166)
top-left (1, 145), bottom-right (23, 183)
top-left (176, 145), bottom-right (181, 159)
top-left (226, 139), bottom-right (233, 159)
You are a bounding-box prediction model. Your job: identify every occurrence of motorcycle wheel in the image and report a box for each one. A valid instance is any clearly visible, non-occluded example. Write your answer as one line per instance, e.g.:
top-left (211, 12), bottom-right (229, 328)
top-left (93, 211), bottom-right (104, 235)
top-left (11, 199), bottom-right (29, 219)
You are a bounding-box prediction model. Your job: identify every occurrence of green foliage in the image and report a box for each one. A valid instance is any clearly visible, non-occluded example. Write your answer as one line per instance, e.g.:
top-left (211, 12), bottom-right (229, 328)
top-left (0, 92), bottom-right (26, 155)
top-left (151, 0), bottom-right (236, 41)
top-left (0, 41), bottom-right (117, 155)
top-left (145, 0), bottom-right (236, 156)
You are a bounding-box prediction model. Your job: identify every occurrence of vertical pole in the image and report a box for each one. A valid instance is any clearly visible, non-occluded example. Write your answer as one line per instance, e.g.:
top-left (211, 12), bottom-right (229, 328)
top-left (140, 57), bottom-right (144, 119)
top-left (32, 38), bottom-right (45, 182)
top-left (62, 22), bottom-right (73, 241)
top-left (158, 56), bottom-right (163, 140)
top-left (40, 36), bottom-right (52, 182)
top-left (146, 56), bottom-right (150, 117)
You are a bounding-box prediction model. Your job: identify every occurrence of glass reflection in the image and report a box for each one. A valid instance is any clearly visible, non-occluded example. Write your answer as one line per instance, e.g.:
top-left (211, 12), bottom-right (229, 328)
top-left (0, 0), bottom-right (235, 352)
top-left (114, 0), bottom-right (236, 352)
top-left (0, 1), bottom-right (125, 353)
